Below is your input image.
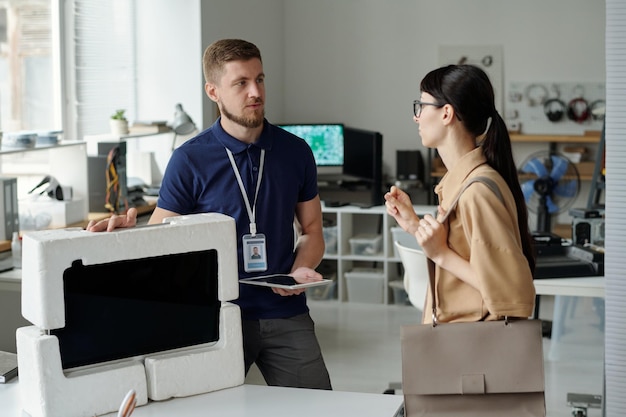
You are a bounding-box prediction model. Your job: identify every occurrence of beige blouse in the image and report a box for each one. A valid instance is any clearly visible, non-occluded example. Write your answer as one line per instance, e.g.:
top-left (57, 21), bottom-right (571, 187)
top-left (423, 147), bottom-right (536, 324)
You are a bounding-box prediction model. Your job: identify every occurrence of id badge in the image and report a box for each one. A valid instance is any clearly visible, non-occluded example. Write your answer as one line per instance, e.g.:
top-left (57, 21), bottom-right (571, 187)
top-left (243, 233), bottom-right (267, 272)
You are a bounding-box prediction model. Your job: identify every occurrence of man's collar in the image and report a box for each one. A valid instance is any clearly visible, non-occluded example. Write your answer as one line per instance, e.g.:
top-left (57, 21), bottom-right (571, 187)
top-left (213, 118), bottom-right (274, 153)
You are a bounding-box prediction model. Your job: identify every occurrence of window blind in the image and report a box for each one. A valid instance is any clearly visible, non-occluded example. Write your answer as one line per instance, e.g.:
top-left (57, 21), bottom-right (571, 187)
top-left (604, 1), bottom-right (626, 416)
top-left (67, 0), bottom-right (136, 140)
top-left (0, 1), bottom-right (54, 131)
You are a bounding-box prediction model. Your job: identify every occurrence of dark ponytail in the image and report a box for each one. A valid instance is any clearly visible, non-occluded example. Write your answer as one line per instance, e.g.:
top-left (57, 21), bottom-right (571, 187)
top-left (421, 65), bottom-right (535, 272)
top-left (482, 112), bottom-right (535, 273)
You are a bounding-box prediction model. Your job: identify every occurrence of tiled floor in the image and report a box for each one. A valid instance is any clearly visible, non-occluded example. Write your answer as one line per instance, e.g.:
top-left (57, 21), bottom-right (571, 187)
top-left (245, 296), bottom-right (605, 417)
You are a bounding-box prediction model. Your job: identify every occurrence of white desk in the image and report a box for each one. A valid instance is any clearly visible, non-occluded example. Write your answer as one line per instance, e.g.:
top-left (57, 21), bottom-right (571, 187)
top-left (534, 275), bottom-right (605, 364)
top-left (0, 381), bottom-right (403, 417)
top-left (533, 276), bottom-right (605, 298)
top-left (0, 269), bottom-right (28, 353)
top-left (0, 268), bottom-right (21, 290)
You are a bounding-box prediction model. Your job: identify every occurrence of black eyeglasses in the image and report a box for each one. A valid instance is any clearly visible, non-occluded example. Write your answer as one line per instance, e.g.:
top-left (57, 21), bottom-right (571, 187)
top-left (413, 100), bottom-right (444, 117)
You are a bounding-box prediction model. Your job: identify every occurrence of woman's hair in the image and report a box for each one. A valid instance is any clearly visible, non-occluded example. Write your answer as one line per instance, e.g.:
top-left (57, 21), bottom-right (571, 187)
top-left (202, 39), bottom-right (262, 84)
top-left (420, 64), bottom-right (535, 272)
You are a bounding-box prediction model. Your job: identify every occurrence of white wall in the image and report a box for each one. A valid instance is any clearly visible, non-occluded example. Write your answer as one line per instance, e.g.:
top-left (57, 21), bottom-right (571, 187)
top-left (134, 0), bottom-right (204, 129)
top-left (133, 0), bottom-right (605, 213)
top-left (134, 0), bottom-right (605, 172)
top-left (282, 0), bottom-right (605, 178)
top-left (134, 0), bottom-right (285, 132)
top-left (199, 0), bottom-right (285, 127)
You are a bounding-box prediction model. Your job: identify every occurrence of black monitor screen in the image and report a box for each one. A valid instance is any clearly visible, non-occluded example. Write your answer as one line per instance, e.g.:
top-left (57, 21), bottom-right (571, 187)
top-left (343, 126), bottom-right (384, 205)
top-left (279, 124), bottom-right (344, 169)
top-left (51, 249), bottom-right (220, 370)
top-left (343, 126), bottom-right (383, 182)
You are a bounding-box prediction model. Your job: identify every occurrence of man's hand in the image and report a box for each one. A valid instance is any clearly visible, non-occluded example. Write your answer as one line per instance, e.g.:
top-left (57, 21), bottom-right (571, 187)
top-left (271, 266), bottom-right (323, 297)
top-left (86, 208), bottom-right (138, 232)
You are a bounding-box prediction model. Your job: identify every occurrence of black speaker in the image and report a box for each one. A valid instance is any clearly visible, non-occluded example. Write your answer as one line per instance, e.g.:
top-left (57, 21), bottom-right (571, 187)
top-left (396, 150), bottom-right (424, 182)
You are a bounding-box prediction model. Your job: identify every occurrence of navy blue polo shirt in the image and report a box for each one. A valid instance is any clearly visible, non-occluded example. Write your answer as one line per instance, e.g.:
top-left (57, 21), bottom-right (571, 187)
top-left (158, 118), bottom-right (319, 320)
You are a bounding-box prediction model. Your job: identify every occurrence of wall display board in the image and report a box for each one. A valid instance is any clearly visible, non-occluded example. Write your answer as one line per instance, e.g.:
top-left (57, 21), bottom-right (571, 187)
top-left (506, 82), bottom-right (605, 135)
top-left (438, 45), bottom-right (504, 113)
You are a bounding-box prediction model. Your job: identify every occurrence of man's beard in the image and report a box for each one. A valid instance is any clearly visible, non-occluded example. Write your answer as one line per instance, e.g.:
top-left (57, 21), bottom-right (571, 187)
top-left (220, 102), bottom-right (264, 129)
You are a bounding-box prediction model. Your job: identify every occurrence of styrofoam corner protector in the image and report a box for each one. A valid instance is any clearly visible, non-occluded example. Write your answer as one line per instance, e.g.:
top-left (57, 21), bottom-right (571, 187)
top-left (16, 326), bottom-right (148, 417)
top-left (144, 302), bottom-right (245, 400)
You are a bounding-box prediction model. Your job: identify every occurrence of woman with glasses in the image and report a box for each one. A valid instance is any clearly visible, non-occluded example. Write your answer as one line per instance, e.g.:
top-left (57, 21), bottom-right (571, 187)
top-left (385, 64), bottom-right (536, 323)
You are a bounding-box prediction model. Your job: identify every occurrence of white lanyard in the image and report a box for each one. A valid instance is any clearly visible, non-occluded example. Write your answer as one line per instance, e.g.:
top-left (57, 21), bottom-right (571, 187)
top-left (226, 148), bottom-right (265, 236)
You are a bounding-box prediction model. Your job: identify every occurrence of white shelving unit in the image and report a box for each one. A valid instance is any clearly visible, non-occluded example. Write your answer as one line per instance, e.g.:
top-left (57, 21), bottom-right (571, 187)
top-left (0, 142), bottom-right (89, 352)
top-left (0, 141), bottom-right (88, 197)
top-left (320, 204), bottom-right (436, 304)
top-left (0, 141), bottom-right (89, 235)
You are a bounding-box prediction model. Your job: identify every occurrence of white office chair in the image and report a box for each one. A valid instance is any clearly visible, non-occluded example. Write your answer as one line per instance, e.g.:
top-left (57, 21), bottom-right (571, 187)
top-left (385, 241), bottom-right (431, 395)
top-left (394, 240), bottom-right (430, 314)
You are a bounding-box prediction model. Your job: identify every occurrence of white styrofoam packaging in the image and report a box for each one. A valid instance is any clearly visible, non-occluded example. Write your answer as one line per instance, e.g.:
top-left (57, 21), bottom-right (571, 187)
top-left (16, 326), bottom-right (149, 417)
top-left (17, 213), bottom-right (244, 417)
top-left (344, 268), bottom-right (385, 303)
top-left (144, 302), bottom-right (244, 400)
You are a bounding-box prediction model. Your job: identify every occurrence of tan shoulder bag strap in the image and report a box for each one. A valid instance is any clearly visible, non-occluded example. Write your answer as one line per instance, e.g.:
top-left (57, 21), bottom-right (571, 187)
top-left (429, 176), bottom-right (504, 325)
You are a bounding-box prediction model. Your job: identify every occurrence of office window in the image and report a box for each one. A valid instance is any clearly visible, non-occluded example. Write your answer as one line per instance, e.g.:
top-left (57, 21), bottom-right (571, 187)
top-left (65, 0), bottom-right (136, 139)
top-left (0, 0), bottom-right (136, 138)
top-left (0, 0), bottom-right (55, 132)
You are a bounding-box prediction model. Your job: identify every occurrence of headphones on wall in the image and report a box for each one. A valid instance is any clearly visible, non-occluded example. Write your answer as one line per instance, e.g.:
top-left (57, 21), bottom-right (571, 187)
top-left (525, 84), bottom-right (549, 107)
top-left (589, 99), bottom-right (606, 121)
top-left (543, 98), bottom-right (567, 122)
top-left (566, 97), bottom-right (590, 123)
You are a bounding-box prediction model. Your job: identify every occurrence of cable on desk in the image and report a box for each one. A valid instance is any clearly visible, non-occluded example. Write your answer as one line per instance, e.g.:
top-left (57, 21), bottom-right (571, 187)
top-left (105, 146), bottom-right (128, 214)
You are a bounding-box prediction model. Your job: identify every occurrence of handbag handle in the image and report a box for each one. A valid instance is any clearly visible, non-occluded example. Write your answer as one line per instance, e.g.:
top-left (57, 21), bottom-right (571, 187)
top-left (428, 176), bottom-right (504, 326)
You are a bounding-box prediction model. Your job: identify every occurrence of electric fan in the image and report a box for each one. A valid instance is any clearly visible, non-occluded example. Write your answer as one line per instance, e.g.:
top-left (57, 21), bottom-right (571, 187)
top-left (518, 151), bottom-right (580, 233)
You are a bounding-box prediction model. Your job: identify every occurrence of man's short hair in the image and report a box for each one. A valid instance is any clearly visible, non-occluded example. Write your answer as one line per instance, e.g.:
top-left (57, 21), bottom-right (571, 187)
top-left (203, 39), bottom-right (262, 84)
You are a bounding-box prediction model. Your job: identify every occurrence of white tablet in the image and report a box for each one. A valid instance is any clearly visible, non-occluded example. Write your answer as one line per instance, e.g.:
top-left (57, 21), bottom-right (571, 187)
top-left (239, 274), bottom-right (333, 290)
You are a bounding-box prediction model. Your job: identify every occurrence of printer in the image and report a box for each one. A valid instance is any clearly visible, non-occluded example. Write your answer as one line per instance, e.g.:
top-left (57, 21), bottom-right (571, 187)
top-left (533, 233), bottom-right (604, 279)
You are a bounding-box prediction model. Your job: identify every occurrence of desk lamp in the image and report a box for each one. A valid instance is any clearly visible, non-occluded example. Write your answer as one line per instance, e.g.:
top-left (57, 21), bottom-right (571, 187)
top-left (170, 103), bottom-right (196, 151)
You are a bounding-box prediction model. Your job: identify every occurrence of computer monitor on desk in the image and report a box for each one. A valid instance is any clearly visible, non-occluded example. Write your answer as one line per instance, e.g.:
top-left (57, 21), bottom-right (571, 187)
top-left (317, 127), bottom-right (384, 207)
top-left (279, 123), bottom-right (344, 175)
top-left (343, 126), bottom-right (383, 205)
top-left (279, 123), bottom-right (384, 206)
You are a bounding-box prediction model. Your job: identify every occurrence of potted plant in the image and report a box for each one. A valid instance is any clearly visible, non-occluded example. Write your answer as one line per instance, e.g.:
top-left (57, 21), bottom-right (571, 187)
top-left (110, 109), bottom-right (129, 135)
